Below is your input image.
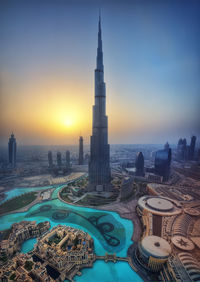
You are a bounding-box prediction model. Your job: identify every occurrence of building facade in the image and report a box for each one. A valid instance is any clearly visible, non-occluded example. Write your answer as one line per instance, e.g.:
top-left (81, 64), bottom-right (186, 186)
top-left (8, 133), bottom-right (17, 167)
top-left (189, 135), bottom-right (196, 160)
top-left (155, 148), bottom-right (171, 181)
top-left (57, 152), bottom-right (62, 168)
top-left (48, 151), bottom-right (53, 168)
top-left (88, 15), bottom-right (111, 191)
top-left (79, 136), bottom-right (84, 165)
top-left (66, 150), bottom-right (70, 170)
top-left (135, 152), bottom-right (144, 176)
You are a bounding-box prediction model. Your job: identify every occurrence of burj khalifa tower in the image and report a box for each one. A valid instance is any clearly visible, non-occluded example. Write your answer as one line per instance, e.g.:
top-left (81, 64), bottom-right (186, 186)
top-left (88, 14), bottom-right (111, 191)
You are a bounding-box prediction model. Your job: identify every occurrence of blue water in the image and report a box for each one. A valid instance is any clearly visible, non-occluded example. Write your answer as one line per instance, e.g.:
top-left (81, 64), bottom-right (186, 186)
top-left (21, 238), bottom-right (37, 253)
top-left (74, 260), bottom-right (142, 282)
top-left (0, 185), bottom-right (56, 204)
top-left (0, 184), bottom-right (143, 282)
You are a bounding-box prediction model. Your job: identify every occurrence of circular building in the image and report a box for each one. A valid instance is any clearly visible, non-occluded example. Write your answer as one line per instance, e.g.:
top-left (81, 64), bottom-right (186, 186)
top-left (138, 236), bottom-right (171, 272)
top-left (138, 196), bottom-right (180, 216)
top-left (146, 197), bottom-right (174, 212)
top-left (184, 208), bottom-right (200, 217)
top-left (137, 196), bottom-right (181, 238)
top-left (172, 236), bottom-right (195, 251)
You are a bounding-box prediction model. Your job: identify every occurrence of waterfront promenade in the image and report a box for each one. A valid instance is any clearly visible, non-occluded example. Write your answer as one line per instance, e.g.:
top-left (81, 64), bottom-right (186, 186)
top-left (95, 254), bottom-right (138, 272)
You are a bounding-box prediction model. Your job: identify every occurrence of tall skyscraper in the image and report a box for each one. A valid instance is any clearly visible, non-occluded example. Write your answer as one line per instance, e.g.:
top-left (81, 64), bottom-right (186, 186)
top-left (177, 138), bottom-right (187, 160)
top-left (164, 142), bottom-right (169, 151)
top-left (155, 147), bottom-right (171, 181)
top-left (8, 133), bottom-right (17, 167)
top-left (79, 136), bottom-right (84, 165)
top-left (135, 152), bottom-right (144, 177)
top-left (88, 14), bottom-right (111, 191)
top-left (189, 136), bottom-right (196, 160)
top-left (48, 151), bottom-right (53, 168)
top-left (66, 150), bottom-right (70, 171)
top-left (57, 152), bottom-right (62, 168)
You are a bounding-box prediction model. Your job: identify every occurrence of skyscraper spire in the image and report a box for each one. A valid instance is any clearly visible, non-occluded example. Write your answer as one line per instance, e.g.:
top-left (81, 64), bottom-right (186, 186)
top-left (8, 133), bottom-right (17, 168)
top-left (88, 13), bottom-right (111, 192)
top-left (97, 10), bottom-right (103, 71)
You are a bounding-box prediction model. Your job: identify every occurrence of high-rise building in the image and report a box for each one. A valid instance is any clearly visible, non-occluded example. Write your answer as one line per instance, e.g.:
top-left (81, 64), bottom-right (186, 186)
top-left (189, 136), bottom-right (196, 160)
top-left (79, 136), bottom-right (84, 165)
top-left (177, 138), bottom-right (187, 160)
top-left (135, 152), bottom-right (144, 176)
top-left (155, 147), bottom-right (171, 181)
top-left (48, 151), bottom-right (53, 168)
top-left (66, 150), bottom-right (70, 171)
top-left (57, 152), bottom-right (62, 168)
top-left (164, 142), bottom-right (169, 150)
top-left (88, 14), bottom-right (111, 191)
top-left (8, 133), bottom-right (17, 167)
top-left (198, 148), bottom-right (200, 162)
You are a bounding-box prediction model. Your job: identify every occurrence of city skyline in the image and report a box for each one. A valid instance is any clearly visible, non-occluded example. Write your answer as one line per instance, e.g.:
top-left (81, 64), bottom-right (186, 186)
top-left (0, 0), bottom-right (200, 146)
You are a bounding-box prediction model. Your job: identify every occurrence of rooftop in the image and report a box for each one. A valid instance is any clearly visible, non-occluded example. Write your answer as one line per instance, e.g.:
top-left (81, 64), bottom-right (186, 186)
top-left (141, 235), bottom-right (171, 258)
top-left (146, 197), bottom-right (173, 211)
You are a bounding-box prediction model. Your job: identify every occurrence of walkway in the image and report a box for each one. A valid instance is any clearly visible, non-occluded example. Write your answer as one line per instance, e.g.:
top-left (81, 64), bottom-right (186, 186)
top-left (95, 253), bottom-right (138, 272)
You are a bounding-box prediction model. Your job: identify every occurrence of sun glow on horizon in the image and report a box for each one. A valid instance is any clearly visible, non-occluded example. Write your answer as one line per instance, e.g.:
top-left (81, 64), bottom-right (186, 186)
top-left (64, 118), bottom-right (73, 128)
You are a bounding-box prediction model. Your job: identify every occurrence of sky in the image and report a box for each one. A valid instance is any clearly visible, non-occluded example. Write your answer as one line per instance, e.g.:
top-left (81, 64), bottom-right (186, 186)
top-left (0, 0), bottom-right (200, 145)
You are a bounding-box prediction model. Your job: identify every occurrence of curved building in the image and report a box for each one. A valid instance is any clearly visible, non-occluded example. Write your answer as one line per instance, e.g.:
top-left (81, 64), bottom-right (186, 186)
top-left (137, 196), bottom-right (180, 237)
top-left (184, 208), bottom-right (200, 217)
top-left (177, 252), bottom-right (200, 282)
top-left (135, 152), bottom-right (144, 176)
top-left (138, 196), bottom-right (180, 216)
top-left (172, 214), bottom-right (192, 237)
top-left (172, 236), bottom-right (195, 251)
top-left (138, 236), bottom-right (171, 272)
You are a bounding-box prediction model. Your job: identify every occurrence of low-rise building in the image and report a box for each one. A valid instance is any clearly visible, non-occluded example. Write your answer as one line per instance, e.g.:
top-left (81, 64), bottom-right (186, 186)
top-left (0, 221), bottom-right (50, 261)
top-left (35, 225), bottom-right (94, 273)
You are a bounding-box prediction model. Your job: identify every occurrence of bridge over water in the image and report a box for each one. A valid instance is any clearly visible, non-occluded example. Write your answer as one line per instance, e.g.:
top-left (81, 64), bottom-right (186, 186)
top-left (95, 253), bottom-right (137, 272)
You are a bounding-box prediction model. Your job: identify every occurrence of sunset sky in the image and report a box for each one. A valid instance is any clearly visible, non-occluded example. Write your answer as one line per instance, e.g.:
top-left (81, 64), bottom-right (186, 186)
top-left (0, 0), bottom-right (200, 145)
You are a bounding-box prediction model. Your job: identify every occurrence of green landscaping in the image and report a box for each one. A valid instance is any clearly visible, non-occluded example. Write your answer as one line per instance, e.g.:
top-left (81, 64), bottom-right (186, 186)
top-left (48, 234), bottom-right (62, 245)
top-left (0, 192), bottom-right (37, 215)
top-left (24, 260), bottom-right (33, 271)
top-left (78, 193), bottom-right (119, 206)
top-left (9, 273), bottom-right (16, 281)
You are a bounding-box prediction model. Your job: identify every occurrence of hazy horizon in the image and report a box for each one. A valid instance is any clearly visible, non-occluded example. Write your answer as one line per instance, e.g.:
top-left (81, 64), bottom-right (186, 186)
top-left (0, 0), bottom-right (200, 146)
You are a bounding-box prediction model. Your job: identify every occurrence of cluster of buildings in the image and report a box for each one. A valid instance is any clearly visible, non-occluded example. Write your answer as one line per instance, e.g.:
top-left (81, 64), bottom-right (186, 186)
top-left (177, 136), bottom-right (198, 161)
top-left (35, 225), bottom-right (94, 280)
top-left (2, 13), bottom-right (200, 282)
top-left (35, 225), bottom-right (94, 271)
top-left (47, 150), bottom-right (71, 175)
top-left (0, 224), bottom-right (95, 282)
top-left (0, 252), bottom-right (53, 282)
top-left (48, 136), bottom-right (85, 172)
top-left (0, 221), bottom-right (50, 262)
top-left (124, 142), bottom-right (172, 184)
top-left (135, 185), bottom-right (200, 282)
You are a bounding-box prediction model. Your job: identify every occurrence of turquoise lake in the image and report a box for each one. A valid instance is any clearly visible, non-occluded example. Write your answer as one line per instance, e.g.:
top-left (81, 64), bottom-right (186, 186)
top-left (0, 185), bottom-right (143, 282)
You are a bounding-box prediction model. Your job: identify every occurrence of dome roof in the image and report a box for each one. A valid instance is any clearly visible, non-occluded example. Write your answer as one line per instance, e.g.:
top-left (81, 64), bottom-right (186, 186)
top-left (146, 197), bottom-right (173, 212)
top-left (141, 236), bottom-right (171, 258)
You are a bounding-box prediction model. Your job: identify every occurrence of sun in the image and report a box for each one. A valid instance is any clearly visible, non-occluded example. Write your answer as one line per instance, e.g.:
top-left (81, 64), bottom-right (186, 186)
top-left (64, 119), bottom-right (73, 128)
